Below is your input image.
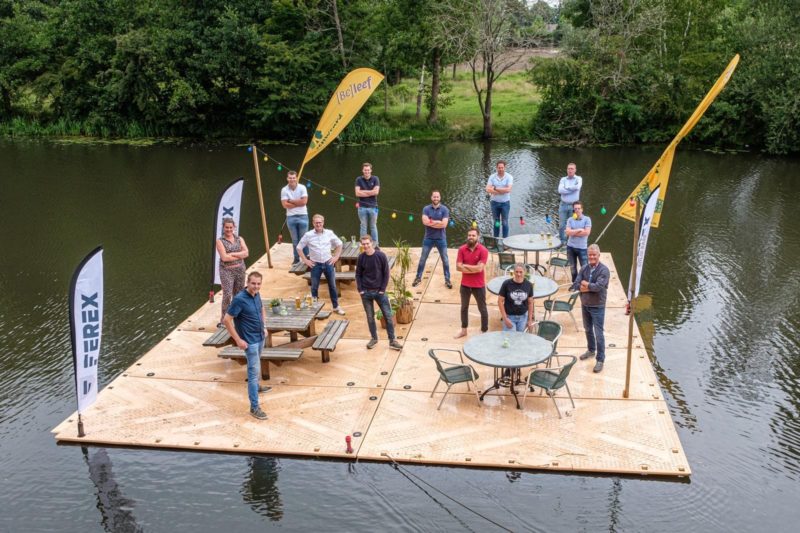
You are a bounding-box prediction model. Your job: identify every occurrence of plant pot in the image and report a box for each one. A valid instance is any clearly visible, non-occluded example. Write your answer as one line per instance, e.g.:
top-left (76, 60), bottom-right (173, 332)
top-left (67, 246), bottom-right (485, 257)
top-left (271, 305), bottom-right (282, 315)
top-left (379, 314), bottom-right (396, 329)
top-left (395, 301), bottom-right (414, 324)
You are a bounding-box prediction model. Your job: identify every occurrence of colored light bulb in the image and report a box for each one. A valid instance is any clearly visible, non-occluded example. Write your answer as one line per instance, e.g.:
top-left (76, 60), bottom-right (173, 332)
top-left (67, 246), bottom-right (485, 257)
top-left (495, 220), bottom-right (501, 228)
top-left (391, 212), bottom-right (397, 219)
top-left (449, 220), bottom-right (455, 227)
top-left (600, 206), bottom-right (607, 215)
top-left (471, 221), bottom-right (477, 228)
top-left (572, 212), bottom-right (578, 219)
top-left (263, 155), bottom-right (268, 161)
top-left (408, 214), bottom-right (414, 221)
top-left (519, 216), bottom-right (525, 226)
top-left (629, 198), bottom-right (636, 206)
top-left (247, 146), bottom-right (253, 152)
top-left (545, 214), bottom-right (552, 224)
top-left (322, 189), bottom-right (327, 195)
top-left (339, 195), bottom-right (345, 202)
top-left (355, 202), bottom-right (360, 208)
top-left (306, 181), bottom-right (311, 188)
top-left (277, 164), bottom-right (282, 171)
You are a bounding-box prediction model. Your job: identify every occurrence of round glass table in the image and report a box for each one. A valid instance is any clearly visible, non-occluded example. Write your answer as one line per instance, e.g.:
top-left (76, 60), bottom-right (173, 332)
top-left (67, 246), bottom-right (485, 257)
top-left (501, 234), bottom-right (562, 273)
top-left (462, 331), bottom-right (553, 409)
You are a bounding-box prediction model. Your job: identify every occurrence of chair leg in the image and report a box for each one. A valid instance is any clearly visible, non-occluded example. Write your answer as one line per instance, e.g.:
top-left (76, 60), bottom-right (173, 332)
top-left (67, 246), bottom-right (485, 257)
top-left (522, 376), bottom-right (531, 405)
top-left (565, 382), bottom-right (575, 408)
top-left (570, 311), bottom-right (579, 332)
top-left (471, 377), bottom-right (482, 406)
top-left (437, 384), bottom-right (453, 410)
top-left (548, 390), bottom-right (563, 419)
top-left (430, 378), bottom-right (441, 398)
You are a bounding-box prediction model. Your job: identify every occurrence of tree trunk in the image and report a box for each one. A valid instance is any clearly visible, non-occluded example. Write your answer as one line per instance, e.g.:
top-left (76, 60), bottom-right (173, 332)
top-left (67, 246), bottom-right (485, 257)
top-left (452, 62), bottom-right (457, 79)
top-left (383, 64), bottom-right (389, 113)
top-left (427, 48), bottom-right (441, 124)
top-left (483, 67), bottom-right (494, 139)
top-left (331, 0), bottom-right (347, 70)
top-left (416, 61), bottom-right (425, 120)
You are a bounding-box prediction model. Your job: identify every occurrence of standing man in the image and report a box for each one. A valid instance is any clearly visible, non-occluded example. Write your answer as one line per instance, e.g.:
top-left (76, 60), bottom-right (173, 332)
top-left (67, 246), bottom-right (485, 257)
top-left (297, 214), bottom-right (346, 315)
top-left (413, 190), bottom-right (452, 289)
top-left (485, 160), bottom-right (514, 238)
top-left (356, 235), bottom-right (403, 351)
top-left (454, 228), bottom-right (489, 338)
top-left (498, 263), bottom-right (535, 332)
top-left (558, 163), bottom-right (583, 246)
top-left (355, 162), bottom-right (380, 246)
top-left (280, 170), bottom-right (309, 266)
top-left (565, 200), bottom-right (592, 281)
top-left (223, 271), bottom-right (271, 420)
top-left (571, 244), bottom-right (609, 373)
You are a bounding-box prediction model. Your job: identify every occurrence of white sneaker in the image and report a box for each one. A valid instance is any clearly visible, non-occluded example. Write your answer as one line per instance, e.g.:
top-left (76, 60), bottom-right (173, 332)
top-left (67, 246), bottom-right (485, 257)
top-left (333, 307), bottom-right (346, 315)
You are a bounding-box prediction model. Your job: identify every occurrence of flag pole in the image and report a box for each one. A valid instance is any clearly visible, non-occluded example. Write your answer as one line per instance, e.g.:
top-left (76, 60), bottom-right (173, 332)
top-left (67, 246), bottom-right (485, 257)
top-left (623, 198), bottom-right (642, 399)
top-left (252, 144), bottom-right (273, 268)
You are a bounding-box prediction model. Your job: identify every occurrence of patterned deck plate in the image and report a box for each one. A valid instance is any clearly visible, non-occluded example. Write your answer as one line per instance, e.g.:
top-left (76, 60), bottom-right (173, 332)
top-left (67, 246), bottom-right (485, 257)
top-left (358, 390), bottom-right (689, 476)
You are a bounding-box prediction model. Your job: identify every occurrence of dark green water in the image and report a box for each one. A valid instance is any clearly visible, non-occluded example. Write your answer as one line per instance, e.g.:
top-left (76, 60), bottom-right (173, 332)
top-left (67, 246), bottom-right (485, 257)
top-left (1, 139), bottom-right (799, 531)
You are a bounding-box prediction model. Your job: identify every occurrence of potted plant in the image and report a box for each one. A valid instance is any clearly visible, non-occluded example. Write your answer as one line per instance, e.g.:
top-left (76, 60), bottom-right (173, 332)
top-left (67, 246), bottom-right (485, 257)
top-left (269, 298), bottom-right (282, 314)
top-left (390, 239), bottom-right (415, 324)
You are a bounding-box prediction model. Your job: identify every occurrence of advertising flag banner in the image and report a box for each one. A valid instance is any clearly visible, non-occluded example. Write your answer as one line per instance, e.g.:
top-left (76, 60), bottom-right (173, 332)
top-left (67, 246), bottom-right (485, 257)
top-left (298, 68), bottom-right (384, 177)
top-left (212, 178), bottom-right (244, 285)
top-left (628, 186), bottom-right (661, 301)
top-left (615, 54), bottom-right (739, 228)
top-left (69, 246), bottom-right (103, 413)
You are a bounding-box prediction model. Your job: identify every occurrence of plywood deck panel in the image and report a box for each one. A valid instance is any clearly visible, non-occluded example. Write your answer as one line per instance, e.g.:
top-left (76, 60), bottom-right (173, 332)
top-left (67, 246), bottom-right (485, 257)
top-left (54, 246), bottom-right (689, 477)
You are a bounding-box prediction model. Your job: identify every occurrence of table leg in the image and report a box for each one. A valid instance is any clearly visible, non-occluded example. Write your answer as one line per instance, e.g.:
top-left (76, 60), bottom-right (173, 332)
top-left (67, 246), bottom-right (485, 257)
top-left (290, 331), bottom-right (298, 342)
top-left (510, 369), bottom-right (522, 409)
top-left (479, 368), bottom-right (503, 401)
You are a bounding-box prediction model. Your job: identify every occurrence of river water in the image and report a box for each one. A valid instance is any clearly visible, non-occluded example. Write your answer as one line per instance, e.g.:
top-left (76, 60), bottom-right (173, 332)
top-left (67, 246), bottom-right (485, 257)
top-left (1, 139), bottom-right (798, 532)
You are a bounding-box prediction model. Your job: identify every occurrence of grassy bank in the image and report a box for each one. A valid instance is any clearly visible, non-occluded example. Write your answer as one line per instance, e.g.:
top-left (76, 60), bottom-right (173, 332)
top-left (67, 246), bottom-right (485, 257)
top-left (2, 71), bottom-right (540, 145)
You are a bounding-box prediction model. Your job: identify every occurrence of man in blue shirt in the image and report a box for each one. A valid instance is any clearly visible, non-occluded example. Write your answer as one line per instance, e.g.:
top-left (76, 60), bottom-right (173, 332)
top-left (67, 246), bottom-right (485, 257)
top-left (354, 162), bottom-right (381, 246)
top-left (223, 271), bottom-right (270, 420)
top-left (565, 201), bottom-right (592, 282)
top-left (558, 163), bottom-right (583, 246)
top-left (571, 244), bottom-right (609, 373)
top-left (413, 190), bottom-right (452, 289)
top-left (485, 160), bottom-right (514, 238)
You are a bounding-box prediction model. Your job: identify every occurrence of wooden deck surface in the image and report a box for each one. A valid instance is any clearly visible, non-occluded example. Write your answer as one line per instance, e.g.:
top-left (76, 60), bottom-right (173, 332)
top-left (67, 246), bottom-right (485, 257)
top-left (53, 243), bottom-right (690, 476)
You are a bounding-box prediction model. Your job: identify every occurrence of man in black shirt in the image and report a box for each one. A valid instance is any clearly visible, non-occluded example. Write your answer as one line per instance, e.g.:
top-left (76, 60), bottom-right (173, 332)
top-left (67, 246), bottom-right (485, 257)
top-left (356, 235), bottom-right (402, 351)
top-left (498, 263), bottom-right (535, 332)
top-left (355, 162), bottom-right (381, 246)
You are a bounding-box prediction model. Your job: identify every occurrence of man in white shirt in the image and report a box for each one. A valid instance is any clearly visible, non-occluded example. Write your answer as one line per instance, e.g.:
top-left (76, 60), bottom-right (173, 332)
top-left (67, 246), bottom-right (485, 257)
top-left (280, 171), bottom-right (309, 266)
top-left (297, 214), bottom-right (346, 315)
top-left (485, 160), bottom-right (514, 238)
top-left (558, 163), bottom-right (582, 246)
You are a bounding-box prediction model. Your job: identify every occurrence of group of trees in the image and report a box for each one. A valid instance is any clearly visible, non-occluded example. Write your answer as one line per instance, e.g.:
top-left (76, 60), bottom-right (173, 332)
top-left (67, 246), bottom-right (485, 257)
top-left (531, 0), bottom-right (800, 154)
top-left (0, 0), bottom-right (552, 140)
top-left (2, 0), bottom-right (799, 154)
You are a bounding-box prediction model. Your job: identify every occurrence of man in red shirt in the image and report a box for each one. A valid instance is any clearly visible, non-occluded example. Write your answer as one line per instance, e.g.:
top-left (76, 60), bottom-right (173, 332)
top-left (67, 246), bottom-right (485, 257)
top-left (454, 228), bottom-right (489, 338)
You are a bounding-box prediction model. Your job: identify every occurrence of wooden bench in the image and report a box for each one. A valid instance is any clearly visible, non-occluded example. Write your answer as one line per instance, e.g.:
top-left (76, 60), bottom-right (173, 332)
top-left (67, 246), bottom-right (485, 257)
top-left (301, 270), bottom-right (356, 293)
top-left (203, 327), bottom-right (232, 347)
top-left (312, 319), bottom-right (349, 363)
top-left (219, 346), bottom-right (303, 380)
top-left (289, 262), bottom-right (308, 275)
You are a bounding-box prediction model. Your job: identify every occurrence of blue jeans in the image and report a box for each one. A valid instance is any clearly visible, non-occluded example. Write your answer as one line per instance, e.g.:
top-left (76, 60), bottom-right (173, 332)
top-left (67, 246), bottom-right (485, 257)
top-left (358, 206), bottom-right (379, 245)
top-left (582, 305), bottom-right (606, 362)
top-left (310, 262), bottom-right (339, 309)
top-left (558, 201), bottom-right (573, 245)
top-left (287, 215), bottom-right (308, 263)
top-left (502, 312), bottom-right (528, 332)
top-left (490, 200), bottom-right (510, 238)
top-left (245, 341), bottom-right (263, 410)
top-left (415, 238), bottom-right (450, 281)
top-left (361, 291), bottom-right (395, 341)
top-left (567, 246), bottom-right (588, 282)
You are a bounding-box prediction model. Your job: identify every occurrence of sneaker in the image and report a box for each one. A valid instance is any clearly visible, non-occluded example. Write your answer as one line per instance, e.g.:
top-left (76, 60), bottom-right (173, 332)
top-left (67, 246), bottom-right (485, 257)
top-left (258, 385), bottom-right (272, 393)
top-left (412, 278), bottom-right (422, 287)
top-left (579, 350), bottom-right (595, 360)
top-left (366, 338), bottom-right (378, 349)
top-left (389, 340), bottom-right (403, 351)
top-left (445, 280), bottom-right (453, 289)
top-left (249, 407), bottom-right (268, 420)
top-left (333, 307), bottom-right (346, 316)
top-left (593, 361), bottom-right (604, 373)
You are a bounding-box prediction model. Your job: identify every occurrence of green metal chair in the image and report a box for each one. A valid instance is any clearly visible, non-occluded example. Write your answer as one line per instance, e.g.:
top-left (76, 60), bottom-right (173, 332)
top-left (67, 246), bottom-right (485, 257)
top-left (536, 320), bottom-right (562, 356)
top-left (542, 290), bottom-right (581, 332)
top-left (497, 252), bottom-right (517, 272)
top-left (523, 355), bottom-right (577, 418)
top-left (428, 349), bottom-right (481, 410)
top-left (481, 235), bottom-right (504, 253)
top-left (547, 250), bottom-right (570, 281)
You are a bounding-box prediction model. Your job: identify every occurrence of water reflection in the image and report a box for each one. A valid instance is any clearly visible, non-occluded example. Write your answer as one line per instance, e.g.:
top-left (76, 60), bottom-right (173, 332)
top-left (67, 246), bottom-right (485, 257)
top-left (82, 447), bottom-right (143, 533)
top-left (241, 456), bottom-right (283, 521)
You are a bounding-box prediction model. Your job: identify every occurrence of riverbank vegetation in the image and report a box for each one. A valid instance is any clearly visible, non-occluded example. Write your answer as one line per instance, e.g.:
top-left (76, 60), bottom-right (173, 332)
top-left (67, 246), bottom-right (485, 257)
top-left (1, 0), bottom-right (798, 154)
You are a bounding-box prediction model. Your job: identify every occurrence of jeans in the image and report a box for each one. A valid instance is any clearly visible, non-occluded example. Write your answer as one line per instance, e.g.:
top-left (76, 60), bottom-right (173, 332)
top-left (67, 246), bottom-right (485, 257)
top-left (245, 341), bottom-right (263, 410)
top-left (582, 305), bottom-right (606, 362)
top-left (358, 206), bottom-right (379, 245)
top-left (361, 290), bottom-right (395, 341)
top-left (490, 200), bottom-right (510, 238)
top-left (502, 312), bottom-right (528, 332)
top-left (558, 201), bottom-right (573, 245)
top-left (460, 285), bottom-right (488, 330)
top-left (416, 238), bottom-right (450, 281)
top-left (287, 215), bottom-right (309, 263)
top-left (310, 262), bottom-right (339, 309)
top-left (567, 246), bottom-right (589, 282)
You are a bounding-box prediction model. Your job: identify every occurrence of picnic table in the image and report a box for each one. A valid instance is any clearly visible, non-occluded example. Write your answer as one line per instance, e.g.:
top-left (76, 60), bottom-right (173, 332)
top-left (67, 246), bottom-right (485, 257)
top-left (265, 299), bottom-right (325, 346)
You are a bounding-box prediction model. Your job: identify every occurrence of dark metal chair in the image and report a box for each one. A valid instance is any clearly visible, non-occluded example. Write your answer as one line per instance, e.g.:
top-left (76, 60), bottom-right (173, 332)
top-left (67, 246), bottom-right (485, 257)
top-left (523, 355), bottom-right (577, 418)
top-left (542, 290), bottom-right (580, 332)
top-left (428, 349), bottom-right (481, 410)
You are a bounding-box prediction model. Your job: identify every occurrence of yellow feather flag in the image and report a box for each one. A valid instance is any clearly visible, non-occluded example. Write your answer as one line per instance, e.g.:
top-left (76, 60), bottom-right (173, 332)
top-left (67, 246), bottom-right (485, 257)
top-left (616, 54), bottom-right (739, 227)
top-left (298, 68), bottom-right (384, 178)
